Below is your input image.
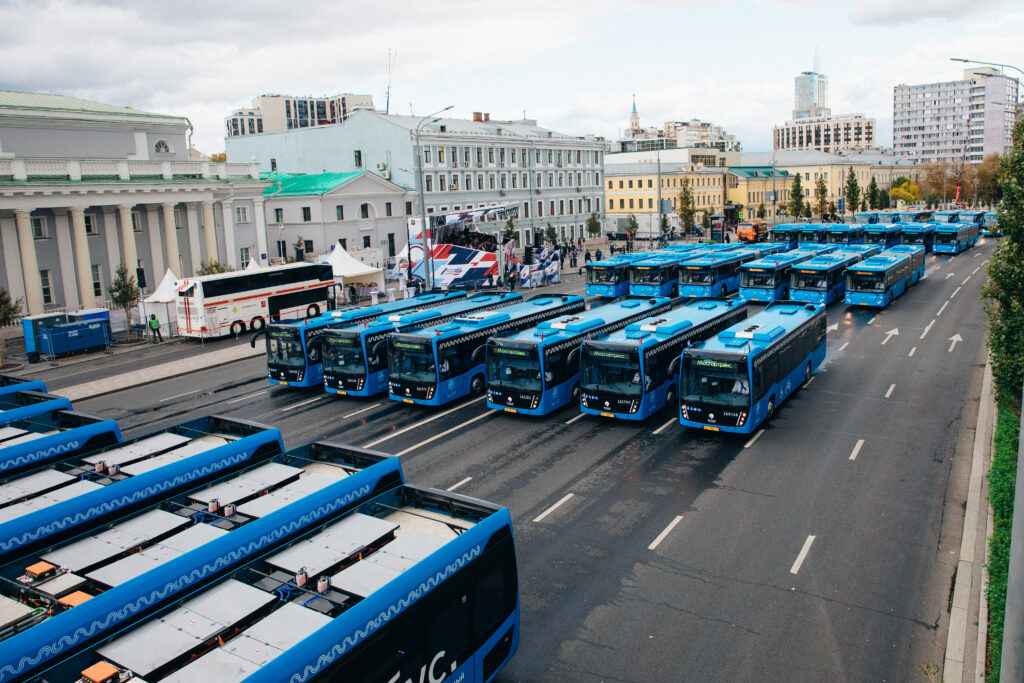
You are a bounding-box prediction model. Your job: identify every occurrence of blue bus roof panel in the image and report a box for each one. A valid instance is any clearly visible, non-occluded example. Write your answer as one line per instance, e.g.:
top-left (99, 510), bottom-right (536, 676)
top-left (0, 391), bottom-right (73, 427)
top-left (0, 374), bottom-right (46, 397)
top-left (401, 295), bottom-right (584, 341)
top-left (793, 253), bottom-right (862, 271)
top-left (740, 252), bottom-right (812, 270)
top-left (0, 410), bottom-right (122, 478)
top-left (699, 302), bottom-right (823, 356)
top-left (606, 299), bottom-right (743, 344)
top-left (499, 297), bottom-right (673, 345)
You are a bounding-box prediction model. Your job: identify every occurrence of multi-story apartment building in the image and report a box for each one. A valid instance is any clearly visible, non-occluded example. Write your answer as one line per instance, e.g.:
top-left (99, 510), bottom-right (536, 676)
top-left (226, 110), bottom-right (606, 245)
top-left (794, 70), bottom-right (830, 119)
top-left (604, 163), bottom-right (727, 236)
top-left (726, 167), bottom-right (792, 223)
top-left (225, 93), bottom-right (375, 138)
top-left (773, 113), bottom-right (876, 153)
top-left (893, 67), bottom-right (1019, 164)
top-left (0, 91), bottom-right (267, 314)
top-left (621, 101), bottom-right (740, 153)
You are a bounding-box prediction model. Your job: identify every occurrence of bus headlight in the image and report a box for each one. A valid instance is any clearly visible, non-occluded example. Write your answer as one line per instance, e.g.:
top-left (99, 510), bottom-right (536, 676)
top-left (531, 395), bottom-right (539, 410)
top-left (681, 405), bottom-right (689, 419)
top-left (426, 387), bottom-right (434, 400)
top-left (738, 411), bottom-right (748, 426)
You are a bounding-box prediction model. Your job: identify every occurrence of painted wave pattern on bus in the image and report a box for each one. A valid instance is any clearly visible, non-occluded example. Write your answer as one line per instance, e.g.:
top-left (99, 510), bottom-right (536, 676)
top-left (288, 545), bottom-right (483, 683)
top-left (0, 440), bottom-right (81, 473)
top-left (0, 483), bottom-right (376, 681)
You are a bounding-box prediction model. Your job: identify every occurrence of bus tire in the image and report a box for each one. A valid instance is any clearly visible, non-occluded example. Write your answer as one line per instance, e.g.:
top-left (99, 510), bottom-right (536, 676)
top-left (572, 383), bottom-right (580, 401)
top-left (665, 386), bottom-right (675, 407)
top-left (767, 396), bottom-right (775, 420)
top-left (804, 362), bottom-right (812, 384)
top-left (250, 317), bottom-right (265, 332)
top-left (470, 374), bottom-right (485, 395)
top-left (306, 305), bottom-right (319, 318)
top-left (230, 321), bottom-right (244, 337)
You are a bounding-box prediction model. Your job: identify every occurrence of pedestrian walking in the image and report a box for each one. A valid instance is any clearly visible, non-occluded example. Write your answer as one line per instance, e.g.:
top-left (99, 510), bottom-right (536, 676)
top-left (595, 248), bottom-right (603, 261)
top-left (609, 243), bottom-right (616, 256)
top-left (584, 250), bottom-right (592, 263)
top-left (148, 314), bottom-right (163, 343)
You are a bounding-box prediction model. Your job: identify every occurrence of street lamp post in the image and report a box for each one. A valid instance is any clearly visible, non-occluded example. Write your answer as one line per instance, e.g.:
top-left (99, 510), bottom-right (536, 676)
top-left (413, 105), bottom-right (453, 291)
top-left (951, 57), bottom-right (1024, 78)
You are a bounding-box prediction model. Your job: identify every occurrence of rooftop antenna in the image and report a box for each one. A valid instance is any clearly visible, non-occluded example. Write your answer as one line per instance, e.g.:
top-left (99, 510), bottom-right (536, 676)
top-left (385, 49), bottom-right (396, 115)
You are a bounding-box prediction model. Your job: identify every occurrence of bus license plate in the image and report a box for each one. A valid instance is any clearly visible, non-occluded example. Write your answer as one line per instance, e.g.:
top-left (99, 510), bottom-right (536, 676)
top-left (703, 425), bottom-right (720, 431)
top-left (402, 399), bottom-right (413, 404)
top-left (504, 407), bottom-right (517, 413)
top-left (600, 412), bottom-right (614, 418)
top-left (335, 391), bottom-right (347, 395)
top-left (278, 381), bottom-right (288, 385)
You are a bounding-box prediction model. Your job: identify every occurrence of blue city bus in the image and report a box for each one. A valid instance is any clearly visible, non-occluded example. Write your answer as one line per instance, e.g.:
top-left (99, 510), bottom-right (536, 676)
top-left (738, 251), bottom-right (814, 303)
top-left (0, 374), bottom-right (45, 397)
top-left (0, 390), bottom-right (72, 427)
top-left (769, 224), bottom-right (799, 249)
top-left (579, 299), bottom-right (747, 421)
top-left (740, 242), bottom-right (787, 258)
top-left (389, 295), bottom-right (589, 406)
top-left (323, 292), bottom-right (531, 397)
top-left (899, 223), bottom-right (937, 252)
top-left (932, 210), bottom-right (961, 223)
top-left (854, 211), bottom-right (879, 224)
top-left (896, 210), bottom-right (933, 222)
top-left (885, 244), bottom-right (927, 286)
top-left (863, 222), bottom-right (903, 249)
top-left (844, 250), bottom-right (922, 307)
top-left (679, 301), bottom-right (827, 433)
top-left (0, 408), bottom-right (121, 478)
top-left (585, 253), bottom-right (649, 298)
top-left (789, 252), bottom-right (863, 305)
top-left (794, 224), bottom-right (829, 245)
top-left (255, 291), bottom-right (467, 387)
top-left (955, 210), bottom-right (983, 224)
top-left (825, 224), bottom-right (866, 245)
top-left (485, 296), bottom-right (673, 415)
top-left (933, 222), bottom-right (979, 254)
top-left (834, 244), bottom-right (880, 259)
top-left (982, 211), bottom-right (1000, 237)
top-left (677, 250), bottom-right (758, 298)
top-left (40, 472), bottom-right (520, 683)
top-left (628, 253), bottom-right (687, 297)
top-left (0, 440), bottom-right (405, 683)
top-left (0, 415), bottom-right (285, 565)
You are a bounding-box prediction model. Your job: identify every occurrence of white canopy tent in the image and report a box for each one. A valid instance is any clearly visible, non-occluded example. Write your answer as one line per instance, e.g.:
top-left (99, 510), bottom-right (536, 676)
top-left (322, 246), bottom-right (385, 299)
top-left (139, 268), bottom-right (180, 335)
top-left (244, 258), bottom-right (262, 271)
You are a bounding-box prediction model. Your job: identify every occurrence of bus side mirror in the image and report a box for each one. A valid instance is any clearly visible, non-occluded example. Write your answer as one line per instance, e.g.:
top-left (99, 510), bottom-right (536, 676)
top-left (471, 344), bottom-right (486, 364)
top-left (371, 340), bottom-right (387, 358)
top-left (669, 356), bottom-right (681, 376)
top-left (250, 329), bottom-right (267, 348)
top-left (567, 348), bottom-right (580, 367)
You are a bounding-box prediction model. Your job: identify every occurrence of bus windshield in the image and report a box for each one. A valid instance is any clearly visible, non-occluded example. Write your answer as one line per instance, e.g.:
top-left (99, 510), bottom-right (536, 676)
top-left (847, 271), bottom-right (885, 292)
top-left (792, 271), bottom-right (828, 291)
top-left (797, 231), bottom-right (821, 242)
top-left (487, 344), bottom-right (542, 391)
top-left (983, 215), bottom-right (998, 228)
top-left (581, 346), bottom-right (642, 397)
top-left (267, 328), bottom-right (305, 367)
top-left (323, 333), bottom-right (365, 376)
top-left (588, 267), bottom-right (622, 284)
top-left (682, 355), bottom-right (750, 407)
top-left (903, 232), bottom-right (927, 244)
top-left (826, 233), bottom-right (851, 244)
top-left (933, 231), bottom-right (958, 244)
top-left (389, 339), bottom-right (437, 383)
top-left (631, 267), bottom-right (665, 286)
top-left (741, 270), bottom-right (776, 288)
top-left (679, 267), bottom-right (713, 284)
top-left (864, 232), bottom-right (888, 244)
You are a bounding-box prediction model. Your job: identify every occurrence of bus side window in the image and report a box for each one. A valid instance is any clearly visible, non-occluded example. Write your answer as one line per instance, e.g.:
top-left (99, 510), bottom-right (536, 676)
top-left (307, 341), bottom-right (320, 363)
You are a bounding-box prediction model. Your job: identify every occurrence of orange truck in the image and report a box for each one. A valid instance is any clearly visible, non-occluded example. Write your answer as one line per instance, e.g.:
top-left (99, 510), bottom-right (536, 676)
top-left (737, 221), bottom-right (769, 243)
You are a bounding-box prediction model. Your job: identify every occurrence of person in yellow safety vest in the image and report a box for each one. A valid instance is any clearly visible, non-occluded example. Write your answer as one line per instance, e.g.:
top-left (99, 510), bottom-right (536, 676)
top-left (148, 314), bottom-right (163, 343)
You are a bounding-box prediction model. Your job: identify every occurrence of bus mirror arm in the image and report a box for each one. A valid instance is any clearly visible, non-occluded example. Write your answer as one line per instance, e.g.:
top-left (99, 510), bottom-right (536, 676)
top-left (250, 329), bottom-right (267, 348)
top-left (471, 344), bottom-right (486, 364)
top-left (371, 340), bottom-right (386, 358)
top-left (669, 357), bottom-right (681, 376)
top-left (567, 348), bottom-right (580, 366)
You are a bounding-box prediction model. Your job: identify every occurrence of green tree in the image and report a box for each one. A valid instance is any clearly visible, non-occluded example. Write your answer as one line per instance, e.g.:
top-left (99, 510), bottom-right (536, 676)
top-left (660, 213), bottom-right (670, 238)
top-left (676, 179), bottom-right (696, 233)
top-left (982, 116), bottom-right (1024, 408)
top-left (860, 197), bottom-right (868, 212)
top-left (0, 288), bottom-right (22, 365)
top-left (867, 177), bottom-right (880, 210)
top-left (108, 263), bottom-right (141, 338)
top-left (545, 224), bottom-right (558, 245)
top-left (586, 212), bottom-right (601, 238)
top-left (291, 235), bottom-right (306, 261)
top-left (788, 174), bottom-right (805, 218)
top-left (702, 211), bottom-right (711, 232)
top-left (802, 204), bottom-right (812, 218)
top-left (827, 200), bottom-right (837, 217)
top-left (878, 189), bottom-right (891, 209)
top-left (626, 214), bottom-right (639, 241)
top-left (196, 259), bottom-right (230, 275)
top-left (814, 176), bottom-right (828, 218)
top-left (502, 218), bottom-right (517, 243)
top-left (844, 169), bottom-right (861, 216)
top-left (757, 203), bottom-right (767, 219)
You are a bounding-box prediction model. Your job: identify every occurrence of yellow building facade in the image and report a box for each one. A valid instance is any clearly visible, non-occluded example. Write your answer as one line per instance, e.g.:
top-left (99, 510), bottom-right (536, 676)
top-left (604, 163), bottom-right (727, 224)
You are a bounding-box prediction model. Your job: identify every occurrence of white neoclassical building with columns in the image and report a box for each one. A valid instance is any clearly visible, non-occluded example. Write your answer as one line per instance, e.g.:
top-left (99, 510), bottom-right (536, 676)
top-left (0, 91), bottom-right (270, 315)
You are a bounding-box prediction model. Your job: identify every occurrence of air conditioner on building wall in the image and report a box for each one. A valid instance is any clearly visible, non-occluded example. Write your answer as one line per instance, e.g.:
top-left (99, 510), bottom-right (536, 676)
top-left (381, 170), bottom-right (391, 180)
top-left (376, 162), bottom-right (386, 170)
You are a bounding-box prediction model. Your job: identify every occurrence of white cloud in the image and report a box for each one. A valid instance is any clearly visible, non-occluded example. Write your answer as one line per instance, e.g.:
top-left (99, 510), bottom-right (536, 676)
top-left (849, 0), bottom-right (1009, 25)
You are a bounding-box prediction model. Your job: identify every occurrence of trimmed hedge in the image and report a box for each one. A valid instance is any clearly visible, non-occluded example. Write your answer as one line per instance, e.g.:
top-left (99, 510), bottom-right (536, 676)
top-left (987, 403), bottom-right (1020, 681)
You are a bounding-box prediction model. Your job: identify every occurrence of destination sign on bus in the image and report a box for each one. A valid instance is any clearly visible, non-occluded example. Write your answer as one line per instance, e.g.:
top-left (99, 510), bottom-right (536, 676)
top-left (490, 346), bottom-right (531, 358)
top-left (694, 358), bottom-right (742, 370)
top-left (392, 341), bottom-right (427, 351)
top-left (269, 329), bottom-right (296, 340)
top-left (586, 349), bottom-right (632, 361)
top-left (329, 335), bottom-right (357, 345)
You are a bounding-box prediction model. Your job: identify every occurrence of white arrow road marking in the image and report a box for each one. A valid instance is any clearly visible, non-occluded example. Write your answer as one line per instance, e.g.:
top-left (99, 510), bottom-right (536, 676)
top-left (945, 272), bottom-right (955, 280)
top-left (881, 328), bottom-right (899, 345)
top-left (827, 323), bottom-right (838, 332)
top-left (948, 334), bottom-right (963, 352)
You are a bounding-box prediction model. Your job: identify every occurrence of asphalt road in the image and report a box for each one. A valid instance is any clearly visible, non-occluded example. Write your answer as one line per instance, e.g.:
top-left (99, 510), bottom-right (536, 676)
top-left (41, 244), bottom-right (992, 681)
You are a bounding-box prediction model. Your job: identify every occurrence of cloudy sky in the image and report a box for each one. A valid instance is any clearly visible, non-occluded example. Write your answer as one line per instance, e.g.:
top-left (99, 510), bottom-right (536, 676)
top-left (1, 0), bottom-right (1021, 155)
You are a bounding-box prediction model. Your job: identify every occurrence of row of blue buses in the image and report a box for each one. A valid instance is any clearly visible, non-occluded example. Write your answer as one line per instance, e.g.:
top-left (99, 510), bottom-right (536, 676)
top-left (933, 221), bottom-right (980, 254)
top-left (789, 251), bottom-right (867, 305)
top-left (484, 297), bottom-right (673, 415)
top-left (258, 291), bottom-right (468, 388)
top-left (585, 253), bottom-right (650, 298)
top-left (845, 245), bottom-right (926, 308)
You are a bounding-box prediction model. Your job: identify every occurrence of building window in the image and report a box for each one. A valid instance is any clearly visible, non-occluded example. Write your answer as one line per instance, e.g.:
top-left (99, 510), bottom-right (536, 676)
top-left (154, 139), bottom-right (171, 154)
top-left (30, 217), bottom-right (46, 239)
top-left (132, 211), bottom-right (142, 233)
top-left (425, 176), bottom-right (433, 192)
top-left (235, 206), bottom-right (248, 223)
top-left (84, 214), bottom-right (97, 235)
top-left (405, 201), bottom-right (412, 215)
top-left (274, 208), bottom-right (284, 223)
top-left (424, 148), bottom-right (431, 163)
top-left (240, 247), bottom-right (250, 268)
top-left (334, 205), bottom-right (344, 221)
top-left (385, 202), bottom-right (392, 217)
top-left (363, 235), bottom-right (371, 249)
top-left (91, 265), bottom-right (102, 297)
top-left (270, 158), bottom-right (277, 171)
top-left (276, 240), bottom-right (287, 258)
top-left (439, 175), bottom-right (447, 192)
top-left (302, 206), bottom-right (312, 222)
top-left (39, 270), bottom-right (52, 304)
top-left (360, 203), bottom-right (370, 219)
top-left (304, 239), bottom-right (314, 254)
top-left (387, 233), bottom-right (396, 256)
top-left (438, 147), bottom-right (445, 164)
top-left (354, 150), bottom-right (363, 167)
top-left (488, 148), bottom-right (495, 163)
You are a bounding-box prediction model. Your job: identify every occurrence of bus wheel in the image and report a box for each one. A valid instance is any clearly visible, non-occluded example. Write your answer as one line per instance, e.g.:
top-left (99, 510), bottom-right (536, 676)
top-left (230, 321), bottom-right (244, 336)
top-left (572, 383), bottom-right (580, 401)
top-left (666, 386), bottom-right (675, 406)
top-left (470, 374), bottom-right (485, 395)
top-left (804, 362), bottom-right (812, 384)
top-left (767, 397), bottom-right (775, 419)
top-left (306, 305), bottom-right (320, 318)
top-left (250, 317), bottom-right (265, 332)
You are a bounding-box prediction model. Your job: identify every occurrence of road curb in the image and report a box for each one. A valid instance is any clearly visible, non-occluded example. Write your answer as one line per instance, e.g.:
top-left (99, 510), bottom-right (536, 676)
top-left (944, 361), bottom-right (995, 681)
